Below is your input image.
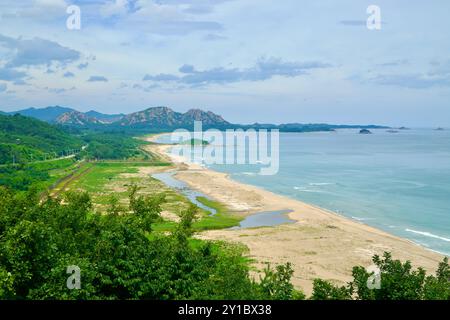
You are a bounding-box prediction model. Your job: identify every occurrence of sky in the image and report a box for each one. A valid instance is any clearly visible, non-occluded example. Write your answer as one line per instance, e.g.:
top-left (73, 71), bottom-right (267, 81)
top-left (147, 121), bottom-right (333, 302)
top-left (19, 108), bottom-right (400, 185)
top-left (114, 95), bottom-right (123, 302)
top-left (0, 0), bottom-right (449, 127)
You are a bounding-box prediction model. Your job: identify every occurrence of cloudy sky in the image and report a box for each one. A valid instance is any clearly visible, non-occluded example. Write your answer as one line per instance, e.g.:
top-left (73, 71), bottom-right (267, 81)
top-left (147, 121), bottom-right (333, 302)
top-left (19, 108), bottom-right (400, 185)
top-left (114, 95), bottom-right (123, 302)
top-left (0, 0), bottom-right (449, 126)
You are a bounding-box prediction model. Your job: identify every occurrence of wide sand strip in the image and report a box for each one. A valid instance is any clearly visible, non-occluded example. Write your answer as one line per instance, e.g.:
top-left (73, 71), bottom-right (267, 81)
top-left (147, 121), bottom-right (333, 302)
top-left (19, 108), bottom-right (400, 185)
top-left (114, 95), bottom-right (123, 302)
top-left (144, 137), bottom-right (444, 295)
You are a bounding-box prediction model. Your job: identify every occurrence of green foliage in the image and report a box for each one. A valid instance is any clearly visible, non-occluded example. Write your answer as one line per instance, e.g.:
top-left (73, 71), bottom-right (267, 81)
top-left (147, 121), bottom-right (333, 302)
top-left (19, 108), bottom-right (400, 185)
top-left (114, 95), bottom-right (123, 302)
top-left (174, 204), bottom-right (198, 243)
top-left (1, 181), bottom-right (448, 300)
top-left (258, 263), bottom-right (305, 300)
top-left (350, 252), bottom-right (450, 300)
top-left (0, 114), bottom-right (82, 164)
top-left (106, 195), bottom-right (124, 216)
top-left (0, 158), bottom-right (77, 191)
top-left (423, 258), bottom-right (450, 300)
top-left (0, 186), bottom-right (302, 300)
top-left (193, 196), bottom-right (242, 230)
top-left (128, 185), bottom-right (164, 231)
top-left (80, 133), bottom-right (148, 160)
top-left (311, 252), bottom-right (450, 300)
top-left (311, 279), bottom-right (352, 300)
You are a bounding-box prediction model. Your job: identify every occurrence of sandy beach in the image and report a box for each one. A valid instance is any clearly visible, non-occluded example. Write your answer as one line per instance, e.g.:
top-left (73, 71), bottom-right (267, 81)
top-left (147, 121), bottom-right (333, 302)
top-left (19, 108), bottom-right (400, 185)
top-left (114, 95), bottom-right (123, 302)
top-left (145, 138), bottom-right (444, 295)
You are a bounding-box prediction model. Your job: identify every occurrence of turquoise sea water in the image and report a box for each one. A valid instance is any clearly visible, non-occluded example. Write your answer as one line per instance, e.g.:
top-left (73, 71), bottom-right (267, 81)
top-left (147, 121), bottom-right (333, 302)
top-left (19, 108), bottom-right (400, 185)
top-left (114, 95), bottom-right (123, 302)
top-left (156, 129), bottom-right (450, 255)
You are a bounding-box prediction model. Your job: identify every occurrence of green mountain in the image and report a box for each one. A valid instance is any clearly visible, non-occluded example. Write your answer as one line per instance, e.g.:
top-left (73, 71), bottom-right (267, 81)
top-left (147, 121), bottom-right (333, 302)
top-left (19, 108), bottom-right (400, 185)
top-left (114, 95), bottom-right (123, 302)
top-left (8, 106), bottom-right (75, 122)
top-left (7, 106), bottom-right (125, 124)
top-left (0, 114), bottom-right (82, 164)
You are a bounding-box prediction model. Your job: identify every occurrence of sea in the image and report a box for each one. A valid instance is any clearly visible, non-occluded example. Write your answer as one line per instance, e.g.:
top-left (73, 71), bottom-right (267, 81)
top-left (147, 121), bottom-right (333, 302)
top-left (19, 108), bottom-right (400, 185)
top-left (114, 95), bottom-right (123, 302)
top-left (155, 129), bottom-right (450, 256)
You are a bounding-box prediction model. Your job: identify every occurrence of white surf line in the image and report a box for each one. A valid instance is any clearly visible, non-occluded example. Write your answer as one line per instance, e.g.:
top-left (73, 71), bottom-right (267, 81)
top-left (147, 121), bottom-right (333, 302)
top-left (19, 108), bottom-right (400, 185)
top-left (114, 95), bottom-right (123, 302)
top-left (405, 229), bottom-right (450, 242)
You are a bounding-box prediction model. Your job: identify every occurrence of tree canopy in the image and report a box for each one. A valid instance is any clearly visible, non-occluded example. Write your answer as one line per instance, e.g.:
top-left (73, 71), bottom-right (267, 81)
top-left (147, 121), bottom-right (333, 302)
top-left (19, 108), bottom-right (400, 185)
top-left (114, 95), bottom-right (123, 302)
top-left (0, 186), bottom-right (448, 300)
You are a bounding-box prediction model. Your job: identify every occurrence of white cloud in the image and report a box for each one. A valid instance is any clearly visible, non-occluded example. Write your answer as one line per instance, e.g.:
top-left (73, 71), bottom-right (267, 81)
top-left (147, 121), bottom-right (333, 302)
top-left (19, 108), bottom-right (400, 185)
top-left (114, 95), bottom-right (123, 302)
top-left (0, 34), bottom-right (80, 68)
top-left (100, 0), bottom-right (130, 18)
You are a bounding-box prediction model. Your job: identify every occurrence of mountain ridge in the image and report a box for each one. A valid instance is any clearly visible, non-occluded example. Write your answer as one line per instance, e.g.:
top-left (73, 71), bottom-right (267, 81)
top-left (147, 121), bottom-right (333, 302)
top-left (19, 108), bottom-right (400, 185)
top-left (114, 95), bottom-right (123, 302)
top-left (56, 111), bottom-right (102, 126)
top-left (118, 106), bottom-right (229, 128)
top-left (3, 105), bottom-right (390, 131)
top-left (8, 106), bottom-right (75, 122)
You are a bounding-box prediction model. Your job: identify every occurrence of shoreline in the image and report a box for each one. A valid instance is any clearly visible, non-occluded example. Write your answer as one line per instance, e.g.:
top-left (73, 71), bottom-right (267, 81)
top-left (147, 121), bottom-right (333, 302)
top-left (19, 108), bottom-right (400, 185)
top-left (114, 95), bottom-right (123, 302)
top-left (144, 134), bottom-right (445, 295)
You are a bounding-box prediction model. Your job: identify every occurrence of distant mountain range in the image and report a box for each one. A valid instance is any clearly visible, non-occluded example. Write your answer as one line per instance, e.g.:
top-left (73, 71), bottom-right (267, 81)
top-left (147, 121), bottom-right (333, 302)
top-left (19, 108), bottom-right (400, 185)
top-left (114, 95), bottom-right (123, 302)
top-left (6, 106), bottom-right (228, 127)
top-left (4, 105), bottom-right (389, 132)
top-left (8, 106), bottom-right (74, 122)
top-left (6, 106), bottom-right (123, 124)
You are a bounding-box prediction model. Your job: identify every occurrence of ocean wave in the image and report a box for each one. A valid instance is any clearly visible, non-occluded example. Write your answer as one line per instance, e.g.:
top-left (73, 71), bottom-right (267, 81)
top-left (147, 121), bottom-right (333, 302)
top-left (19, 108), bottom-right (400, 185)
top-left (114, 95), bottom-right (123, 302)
top-left (405, 229), bottom-right (450, 242)
top-left (308, 182), bottom-right (335, 186)
top-left (351, 216), bottom-right (375, 221)
top-left (293, 187), bottom-right (323, 193)
top-left (241, 172), bottom-right (257, 176)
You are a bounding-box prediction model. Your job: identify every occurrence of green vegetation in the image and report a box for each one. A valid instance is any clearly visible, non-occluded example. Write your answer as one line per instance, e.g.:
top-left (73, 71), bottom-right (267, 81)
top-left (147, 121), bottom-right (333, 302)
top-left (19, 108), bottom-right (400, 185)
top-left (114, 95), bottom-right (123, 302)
top-left (193, 196), bottom-right (242, 230)
top-left (0, 187), bottom-right (301, 300)
top-left (57, 162), bottom-right (174, 211)
top-left (0, 114), bottom-right (82, 164)
top-left (152, 196), bottom-right (243, 233)
top-left (0, 112), bottom-right (165, 165)
top-left (0, 158), bottom-right (78, 191)
top-left (311, 252), bottom-right (449, 300)
top-left (68, 162), bottom-right (146, 194)
top-left (0, 186), bottom-right (448, 300)
top-left (0, 114), bottom-right (170, 193)
top-left (54, 162), bottom-right (238, 233)
top-left (79, 132), bottom-right (149, 161)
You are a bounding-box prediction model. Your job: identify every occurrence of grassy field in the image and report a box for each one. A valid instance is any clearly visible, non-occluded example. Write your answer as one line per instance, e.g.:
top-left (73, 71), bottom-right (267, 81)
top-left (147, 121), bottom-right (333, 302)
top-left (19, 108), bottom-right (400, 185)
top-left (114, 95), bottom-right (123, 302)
top-left (59, 162), bottom-right (172, 205)
top-left (54, 159), bottom-right (243, 233)
top-left (193, 196), bottom-right (243, 230)
top-left (150, 196), bottom-right (243, 232)
top-left (0, 157), bottom-right (82, 191)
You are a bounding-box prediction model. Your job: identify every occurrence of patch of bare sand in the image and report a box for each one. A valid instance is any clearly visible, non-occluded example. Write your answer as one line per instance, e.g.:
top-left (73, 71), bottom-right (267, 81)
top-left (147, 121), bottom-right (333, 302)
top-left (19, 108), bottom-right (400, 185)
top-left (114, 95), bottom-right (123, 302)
top-left (161, 210), bottom-right (180, 222)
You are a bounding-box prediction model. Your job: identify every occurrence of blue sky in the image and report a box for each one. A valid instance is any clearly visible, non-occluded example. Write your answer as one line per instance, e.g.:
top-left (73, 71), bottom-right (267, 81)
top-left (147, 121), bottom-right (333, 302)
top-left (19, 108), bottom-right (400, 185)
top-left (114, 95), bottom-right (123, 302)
top-left (0, 0), bottom-right (449, 126)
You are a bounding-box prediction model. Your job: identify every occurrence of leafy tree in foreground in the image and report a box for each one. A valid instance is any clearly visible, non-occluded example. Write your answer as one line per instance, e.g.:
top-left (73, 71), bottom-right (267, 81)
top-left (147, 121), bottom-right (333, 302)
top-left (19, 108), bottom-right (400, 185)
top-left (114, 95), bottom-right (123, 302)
top-left (258, 263), bottom-right (305, 300)
top-left (0, 186), bottom-right (300, 300)
top-left (0, 186), bottom-right (448, 300)
top-left (311, 279), bottom-right (352, 300)
top-left (311, 252), bottom-right (449, 300)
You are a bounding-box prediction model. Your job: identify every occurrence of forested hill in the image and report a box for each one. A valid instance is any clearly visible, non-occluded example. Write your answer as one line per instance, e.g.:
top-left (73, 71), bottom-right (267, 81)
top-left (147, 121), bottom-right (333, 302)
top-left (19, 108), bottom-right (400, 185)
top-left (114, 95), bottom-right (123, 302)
top-left (0, 114), bottom-right (82, 164)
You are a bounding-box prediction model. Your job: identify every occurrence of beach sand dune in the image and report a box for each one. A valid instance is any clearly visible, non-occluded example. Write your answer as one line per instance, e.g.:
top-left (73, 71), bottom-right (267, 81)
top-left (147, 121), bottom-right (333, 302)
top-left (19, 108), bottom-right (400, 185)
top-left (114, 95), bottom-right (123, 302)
top-left (145, 141), bottom-right (444, 295)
